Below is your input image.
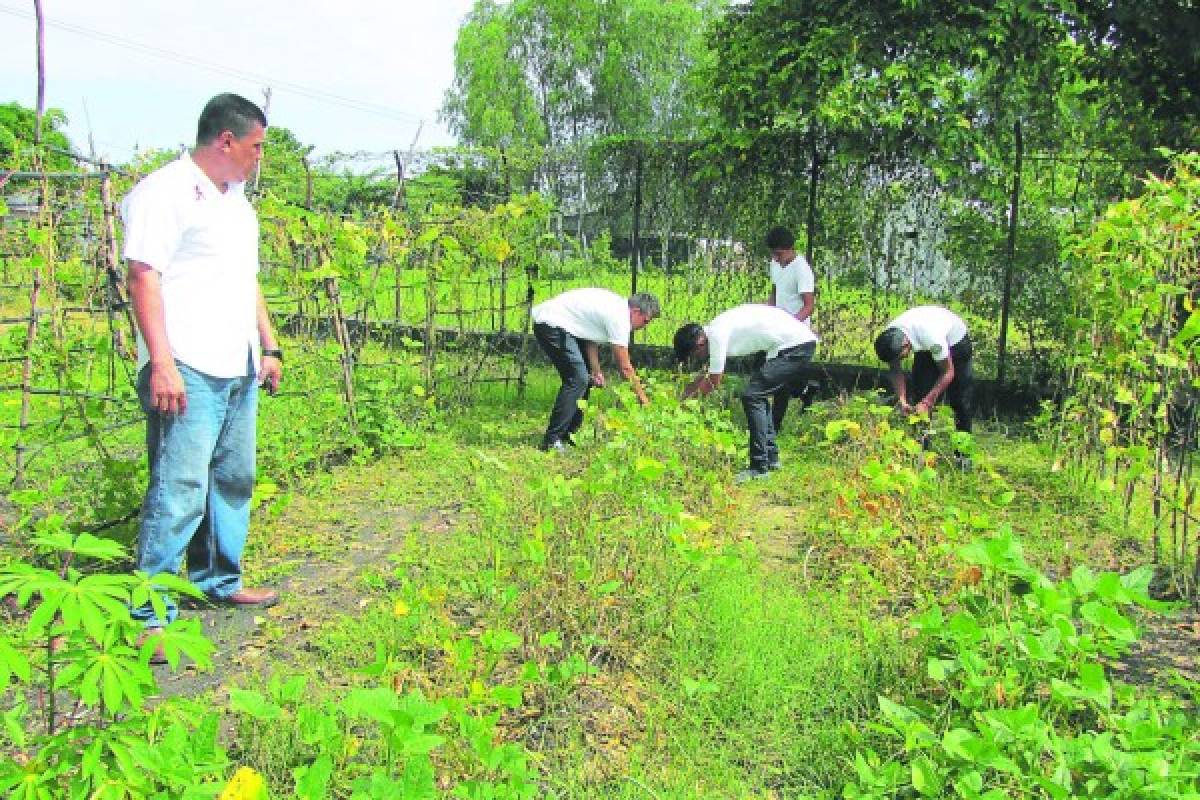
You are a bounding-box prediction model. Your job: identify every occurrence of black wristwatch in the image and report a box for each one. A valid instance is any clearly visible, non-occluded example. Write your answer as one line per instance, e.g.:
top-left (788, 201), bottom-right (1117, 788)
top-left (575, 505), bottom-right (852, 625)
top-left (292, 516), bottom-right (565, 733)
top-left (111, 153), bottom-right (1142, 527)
top-left (262, 348), bottom-right (283, 362)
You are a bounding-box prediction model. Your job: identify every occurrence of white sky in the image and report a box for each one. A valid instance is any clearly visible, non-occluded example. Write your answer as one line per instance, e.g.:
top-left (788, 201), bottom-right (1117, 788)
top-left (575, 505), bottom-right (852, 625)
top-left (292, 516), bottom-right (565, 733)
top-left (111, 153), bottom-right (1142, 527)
top-left (0, 0), bottom-right (475, 165)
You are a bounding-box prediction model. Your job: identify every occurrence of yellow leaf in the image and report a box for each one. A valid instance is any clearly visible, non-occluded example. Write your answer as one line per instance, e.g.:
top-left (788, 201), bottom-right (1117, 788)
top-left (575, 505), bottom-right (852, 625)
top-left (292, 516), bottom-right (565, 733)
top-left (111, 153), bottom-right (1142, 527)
top-left (421, 586), bottom-right (447, 606)
top-left (218, 767), bottom-right (267, 800)
top-left (393, 599), bottom-right (411, 617)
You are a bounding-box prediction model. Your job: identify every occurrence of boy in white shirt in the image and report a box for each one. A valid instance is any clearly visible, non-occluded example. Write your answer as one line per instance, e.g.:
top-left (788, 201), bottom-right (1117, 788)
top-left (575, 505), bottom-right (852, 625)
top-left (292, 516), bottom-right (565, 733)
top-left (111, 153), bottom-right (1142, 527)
top-left (874, 305), bottom-right (974, 434)
top-left (766, 226), bottom-right (816, 433)
top-left (531, 288), bottom-right (660, 450)
top-left (674, 305), bottom-right (818, 482)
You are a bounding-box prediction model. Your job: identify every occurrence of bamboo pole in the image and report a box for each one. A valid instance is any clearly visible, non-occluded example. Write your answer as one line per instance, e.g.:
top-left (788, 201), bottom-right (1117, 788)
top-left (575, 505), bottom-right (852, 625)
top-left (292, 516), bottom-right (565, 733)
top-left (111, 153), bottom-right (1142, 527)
top-left (100, 173), bottom-right (136, 362)
top-left (423, 245), bottom-right (438, 395)
top-left (15, 278), bottom-right (42, 487)
top-left (805, 131), bottom-right (820, 266)
top-left (322, 274), bottom-right (357, 430)
top-left (33, 0), bottom-right (45, 147)
top-left (996, 119), bottom-right (1024, 385)
top-left (515, 277), bottom-right (536, 401)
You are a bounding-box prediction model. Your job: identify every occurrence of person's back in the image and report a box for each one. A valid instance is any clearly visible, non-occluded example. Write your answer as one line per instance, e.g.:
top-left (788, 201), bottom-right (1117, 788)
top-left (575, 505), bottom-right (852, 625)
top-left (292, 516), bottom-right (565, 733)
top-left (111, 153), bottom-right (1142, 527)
top-left (531, 288), bottom-right (631, 346)
top-left (531, 289), bottom-right (659, 450)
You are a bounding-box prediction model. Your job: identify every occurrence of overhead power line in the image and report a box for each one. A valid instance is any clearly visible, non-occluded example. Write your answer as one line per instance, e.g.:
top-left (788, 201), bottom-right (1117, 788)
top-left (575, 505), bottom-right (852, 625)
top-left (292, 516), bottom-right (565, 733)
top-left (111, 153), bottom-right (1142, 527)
top-left (0, 4), bottom-right (425, 125)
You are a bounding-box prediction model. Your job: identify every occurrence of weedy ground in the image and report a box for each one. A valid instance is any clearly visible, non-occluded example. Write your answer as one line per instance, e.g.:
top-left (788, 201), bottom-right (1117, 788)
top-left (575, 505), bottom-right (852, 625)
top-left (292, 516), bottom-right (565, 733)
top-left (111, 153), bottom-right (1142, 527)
top-left (135, 372), bottom-right (1197, 798)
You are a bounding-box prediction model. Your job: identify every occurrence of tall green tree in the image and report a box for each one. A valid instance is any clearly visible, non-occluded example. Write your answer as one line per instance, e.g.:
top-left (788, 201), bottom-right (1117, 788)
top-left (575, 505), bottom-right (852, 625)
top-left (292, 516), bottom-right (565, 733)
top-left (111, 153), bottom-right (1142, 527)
top-left (0, 102), bottom-right (73, 170)
top-left (1072, 0), bottom-right (1200, 151)
top-left (441, 0), bottom-right (546, 152)
top-left (442, 0), bottom-right (718, 255)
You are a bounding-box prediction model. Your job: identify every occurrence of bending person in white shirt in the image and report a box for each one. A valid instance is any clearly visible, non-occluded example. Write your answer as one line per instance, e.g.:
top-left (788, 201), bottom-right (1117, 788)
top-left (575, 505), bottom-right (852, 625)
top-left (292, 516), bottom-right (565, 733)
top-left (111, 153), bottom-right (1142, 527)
top-left (874, 305), bottom-right (974, 435)
top-left (531, 288), bottom-right (660, 451)
top-left (675, 305), bottom-right (818, 483)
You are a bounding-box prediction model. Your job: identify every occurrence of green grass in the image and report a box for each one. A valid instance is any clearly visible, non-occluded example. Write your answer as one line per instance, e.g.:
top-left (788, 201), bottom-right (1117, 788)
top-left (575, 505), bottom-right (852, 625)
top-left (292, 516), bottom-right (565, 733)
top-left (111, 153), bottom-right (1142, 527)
top-left (0, 331), bottom-right (1170, 798)
top-left (205, 377), bottom-right (1159, 797)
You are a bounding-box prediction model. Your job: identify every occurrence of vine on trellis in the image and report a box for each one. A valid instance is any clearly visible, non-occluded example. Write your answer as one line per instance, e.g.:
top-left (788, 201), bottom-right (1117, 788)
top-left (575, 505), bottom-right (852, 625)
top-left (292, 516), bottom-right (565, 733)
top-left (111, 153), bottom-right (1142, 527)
top-left (1056, 151), bottom-right (1200, 596)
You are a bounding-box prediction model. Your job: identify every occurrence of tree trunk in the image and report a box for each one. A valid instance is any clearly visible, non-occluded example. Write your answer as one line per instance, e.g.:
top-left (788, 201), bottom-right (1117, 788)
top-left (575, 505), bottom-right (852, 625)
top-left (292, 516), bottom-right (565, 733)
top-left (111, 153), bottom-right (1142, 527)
top-left (997, 119), bottom-right (1023, 385)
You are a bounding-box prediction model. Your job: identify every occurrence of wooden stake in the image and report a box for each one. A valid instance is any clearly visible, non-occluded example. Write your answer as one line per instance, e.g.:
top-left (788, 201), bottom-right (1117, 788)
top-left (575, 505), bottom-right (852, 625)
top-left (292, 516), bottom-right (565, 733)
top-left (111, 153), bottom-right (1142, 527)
top-left (322, 274), bottom-right (357, 430)
top-left (15, 277), bottom-right (42, 487)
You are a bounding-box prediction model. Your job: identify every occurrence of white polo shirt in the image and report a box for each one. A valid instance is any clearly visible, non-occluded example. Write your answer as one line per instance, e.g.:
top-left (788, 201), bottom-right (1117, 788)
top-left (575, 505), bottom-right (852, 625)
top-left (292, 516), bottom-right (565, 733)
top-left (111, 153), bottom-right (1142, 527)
top-left (531, 288), bottom-right (631, 346)
top-left (121, 153), bottom-right (261, 379)
top-left (769, 253), bottom-right (815, 316)
top-left (704, 304), bottom-right (818, 374)
top-left (887, 306), bottom-right (968, 361)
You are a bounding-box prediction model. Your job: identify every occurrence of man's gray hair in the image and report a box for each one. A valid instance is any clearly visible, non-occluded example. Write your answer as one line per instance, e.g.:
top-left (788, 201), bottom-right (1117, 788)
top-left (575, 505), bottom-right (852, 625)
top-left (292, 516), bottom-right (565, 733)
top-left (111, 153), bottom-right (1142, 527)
top-left (628, 292), bottom-right (661, 319)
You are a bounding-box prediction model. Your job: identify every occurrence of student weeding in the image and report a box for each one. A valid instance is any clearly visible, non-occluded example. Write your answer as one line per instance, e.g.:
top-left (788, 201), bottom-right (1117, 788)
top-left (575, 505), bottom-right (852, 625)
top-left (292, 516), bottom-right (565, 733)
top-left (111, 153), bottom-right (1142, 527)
top-left (531, 288), bottom-right (660, 451)
top-left (873, 305), bottom-right (975, 437)
top-left (674, 305), bottom-right (818, 483)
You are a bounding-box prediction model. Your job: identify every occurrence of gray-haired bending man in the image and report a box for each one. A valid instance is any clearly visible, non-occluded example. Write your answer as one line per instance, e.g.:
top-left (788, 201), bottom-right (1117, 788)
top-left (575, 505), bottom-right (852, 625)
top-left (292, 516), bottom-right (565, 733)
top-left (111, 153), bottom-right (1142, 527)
top-left (531, 288), bottom-right (660, 450)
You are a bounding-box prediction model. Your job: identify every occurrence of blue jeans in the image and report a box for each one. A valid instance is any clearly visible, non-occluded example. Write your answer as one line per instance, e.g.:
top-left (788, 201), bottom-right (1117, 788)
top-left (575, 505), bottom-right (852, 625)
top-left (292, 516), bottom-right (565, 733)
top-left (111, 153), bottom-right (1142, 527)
top-left (132, 360), bottom-right (258, 626)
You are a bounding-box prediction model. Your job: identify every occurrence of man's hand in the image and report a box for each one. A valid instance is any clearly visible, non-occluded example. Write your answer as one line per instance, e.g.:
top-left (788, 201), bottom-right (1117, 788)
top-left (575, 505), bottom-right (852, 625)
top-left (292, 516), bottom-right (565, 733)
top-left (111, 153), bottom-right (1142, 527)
top-left (261, 355), bottom-right (283, 395)
top-left (914, 399), bottom-right (932, 416)
top-left (590, 370), bottom-right (607, 388)
top-left (149, 361), bottom-right (187, 415)
top-left (897, 400), bottom-right (914, 415)
top-left (683, 374), bottom-right (717, 399)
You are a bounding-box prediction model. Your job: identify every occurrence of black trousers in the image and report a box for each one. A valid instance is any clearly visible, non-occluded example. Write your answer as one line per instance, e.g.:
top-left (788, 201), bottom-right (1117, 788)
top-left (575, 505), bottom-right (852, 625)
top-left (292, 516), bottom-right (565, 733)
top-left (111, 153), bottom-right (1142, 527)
top-left (741, 342), bottom-right (817, 470)
top-left (912, 335), bottom-right (974, 433)
top-left (534, 323), bottom-right (592, 446)
top-left (771, 375), bottom-right (819, 434)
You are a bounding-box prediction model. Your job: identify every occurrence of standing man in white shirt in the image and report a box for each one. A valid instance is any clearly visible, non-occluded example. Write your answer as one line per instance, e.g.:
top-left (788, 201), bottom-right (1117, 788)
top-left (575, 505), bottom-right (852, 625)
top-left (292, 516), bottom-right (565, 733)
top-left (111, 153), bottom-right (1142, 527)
top-left (873, 305), bottom-right (974, 435)
top-left (765, 226), bottom-right (816, 433)
top-left (674, 305), bottom-right (818, 482)
top-left (531, 288), bottom-right (660, 451)
top-left (122, 93), bottom-right (282, 644)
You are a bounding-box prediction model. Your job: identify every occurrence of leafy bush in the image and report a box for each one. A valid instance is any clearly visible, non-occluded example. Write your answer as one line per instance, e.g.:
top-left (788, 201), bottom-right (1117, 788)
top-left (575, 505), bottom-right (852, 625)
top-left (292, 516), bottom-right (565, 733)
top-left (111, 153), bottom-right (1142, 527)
top-left (0, 491), bottom-right (220, 798)
top-left (846, 533), bottom-right (1197, 799)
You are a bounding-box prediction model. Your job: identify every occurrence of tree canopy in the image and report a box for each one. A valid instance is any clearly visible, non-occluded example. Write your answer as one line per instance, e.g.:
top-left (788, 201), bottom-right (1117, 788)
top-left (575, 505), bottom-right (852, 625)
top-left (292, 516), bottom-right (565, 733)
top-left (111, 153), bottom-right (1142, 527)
top-left (0, 102), bottom-right (74, 170)
top-left (441, 0), bottom-right (717, 152)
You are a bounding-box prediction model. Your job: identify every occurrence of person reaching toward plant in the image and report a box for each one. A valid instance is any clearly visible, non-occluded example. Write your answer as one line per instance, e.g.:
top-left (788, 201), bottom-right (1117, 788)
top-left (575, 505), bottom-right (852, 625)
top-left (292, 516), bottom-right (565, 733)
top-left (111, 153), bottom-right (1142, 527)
top-left (122, 93), bottom-right (282, 659)
top-left (765, 225), bottom-right (816, 434)
top-left (874, 305), bottom-right (975, 437)
top-left (674, 304), bottom-right (818, 483)
top-left (531, 288), bottom-right (660, 451)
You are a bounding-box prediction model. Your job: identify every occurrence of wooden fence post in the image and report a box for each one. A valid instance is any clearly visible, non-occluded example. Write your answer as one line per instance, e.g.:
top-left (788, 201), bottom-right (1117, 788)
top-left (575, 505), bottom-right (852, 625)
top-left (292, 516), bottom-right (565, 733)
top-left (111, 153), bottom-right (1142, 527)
top-left (15, 278), bottom-right (42, 487)
top-left (423, 245), bottom-right (439, 395)
top-left (997, 119), bottom-right (1023, 385)
top-left (322, 274), bottom-right (357, 430)
top-left (515, 279), bottom-right (536, 401)
top-left (100, 173), bottom-right (136, 369)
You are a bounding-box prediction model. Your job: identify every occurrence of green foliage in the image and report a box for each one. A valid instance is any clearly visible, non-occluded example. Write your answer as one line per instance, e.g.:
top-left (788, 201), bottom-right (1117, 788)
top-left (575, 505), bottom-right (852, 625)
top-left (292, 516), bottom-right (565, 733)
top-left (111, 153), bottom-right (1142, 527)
top-left (443, 0), bottom-right (715, 149)
top-left (225, 673), bottom-right (538, 798)
top-left (1070, 0), bottom-right (1200, 151)
top-left (0, 501), bottom-right (223, 798)
top-left (0, 102), bottom-right (74, 170)
top-left (1057, 150), bottom-right (1200, 593)
top-left (846, 532), bottom-right (1196, 799)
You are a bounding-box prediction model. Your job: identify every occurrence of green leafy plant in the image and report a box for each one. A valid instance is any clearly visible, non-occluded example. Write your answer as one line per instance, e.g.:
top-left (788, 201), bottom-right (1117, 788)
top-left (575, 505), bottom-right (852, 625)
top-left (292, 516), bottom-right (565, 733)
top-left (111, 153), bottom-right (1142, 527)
top-left (845, 532), bottom-right (1196, 799)
top-left (0, 495), bottom-right (222, 798)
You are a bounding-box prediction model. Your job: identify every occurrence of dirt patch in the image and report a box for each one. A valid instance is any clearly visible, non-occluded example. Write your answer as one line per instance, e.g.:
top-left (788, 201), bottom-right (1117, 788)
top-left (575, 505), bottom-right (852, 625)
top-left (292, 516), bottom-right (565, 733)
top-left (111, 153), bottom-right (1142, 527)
top-left (1113, 607), bottom-right (1200, 689)
top-left (149, 466), bottom-right (447, 700)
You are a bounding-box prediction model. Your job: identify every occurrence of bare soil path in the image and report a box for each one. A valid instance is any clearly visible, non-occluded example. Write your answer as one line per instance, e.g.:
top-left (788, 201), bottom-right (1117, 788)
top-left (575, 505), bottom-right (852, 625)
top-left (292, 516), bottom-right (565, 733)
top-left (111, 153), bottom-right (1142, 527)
top-left (151, 454), bottom-right (460, 699)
